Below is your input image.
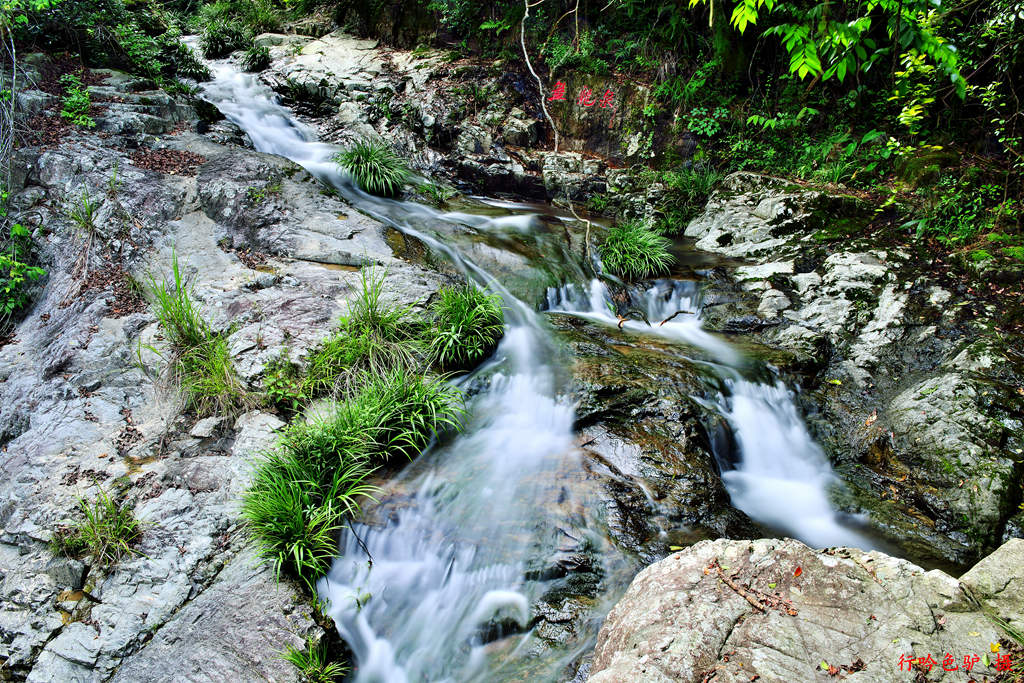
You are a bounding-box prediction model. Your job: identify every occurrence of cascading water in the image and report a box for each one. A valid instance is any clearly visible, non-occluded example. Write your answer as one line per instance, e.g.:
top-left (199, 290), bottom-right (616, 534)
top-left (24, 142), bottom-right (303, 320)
top-left (198, 58), bottom-right (877, 681)
top-left (199, 64), bottom-right (593, 680)
top-left (547, 279), bottom-right (874, 549)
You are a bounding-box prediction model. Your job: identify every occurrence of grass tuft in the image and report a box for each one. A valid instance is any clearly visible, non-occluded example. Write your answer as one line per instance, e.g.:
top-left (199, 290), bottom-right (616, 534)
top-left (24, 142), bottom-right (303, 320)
top-left (242, 447), bottom-right (376, 589)
top-left (426, 284), bottom-right (504, 370)
top-left (333, 139), bottom-right (412, 197)
top-left (599, 219), bottom-right (676, 280)
top-left (242, 43), bottom-right (271, 72)
top-left (280, 636), bottom-right (347, 682)
top-left (302, 268), bottom-right (420, 397)
top-left (50, 489), bottom-right (142, 568)
top-left (146, 253), bottom-right (251, 416)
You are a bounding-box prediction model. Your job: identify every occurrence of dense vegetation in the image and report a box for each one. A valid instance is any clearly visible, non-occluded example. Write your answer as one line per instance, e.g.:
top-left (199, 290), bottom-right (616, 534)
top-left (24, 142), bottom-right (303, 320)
top-left (342, 0), bottom-right (1022, 273)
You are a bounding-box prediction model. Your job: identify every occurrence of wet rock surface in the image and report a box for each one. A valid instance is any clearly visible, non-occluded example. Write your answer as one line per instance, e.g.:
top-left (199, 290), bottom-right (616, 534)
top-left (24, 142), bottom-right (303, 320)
top-left (686, 172), bottom-right (1024, 567)
top-left (589, 537), bottom-right (1024, 683)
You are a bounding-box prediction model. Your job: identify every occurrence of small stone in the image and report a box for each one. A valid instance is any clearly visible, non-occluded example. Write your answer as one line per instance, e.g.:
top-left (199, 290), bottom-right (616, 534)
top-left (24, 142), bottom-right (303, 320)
top-left (189, 416), bottom-right (223, 438)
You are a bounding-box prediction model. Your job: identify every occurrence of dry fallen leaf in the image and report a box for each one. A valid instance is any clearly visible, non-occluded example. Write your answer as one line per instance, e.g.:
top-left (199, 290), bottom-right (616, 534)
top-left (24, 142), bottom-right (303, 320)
top-left (865, 410), bottom-right (878, 426)
top-left (794, 566), bottom-right (803, 578)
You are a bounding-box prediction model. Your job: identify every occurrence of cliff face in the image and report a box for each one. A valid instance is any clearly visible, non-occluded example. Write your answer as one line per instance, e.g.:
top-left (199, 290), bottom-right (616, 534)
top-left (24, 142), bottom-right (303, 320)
top-left (589, 538), bottom-right (1024, 683)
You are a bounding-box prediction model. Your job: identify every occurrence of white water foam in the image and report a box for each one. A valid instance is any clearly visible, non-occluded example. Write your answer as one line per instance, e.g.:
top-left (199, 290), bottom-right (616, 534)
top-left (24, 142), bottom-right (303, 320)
top-left (547, 278), bottom-right (873, 549)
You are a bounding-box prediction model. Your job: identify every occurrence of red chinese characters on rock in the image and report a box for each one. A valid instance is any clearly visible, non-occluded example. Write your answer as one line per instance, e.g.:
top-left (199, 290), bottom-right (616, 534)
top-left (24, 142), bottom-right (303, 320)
top-left (547, 81), bottom-right (615, 109)
top-left (547, 81), bottom-right (566, 101)
top-left (899, 652), bottom-right (1010, 674)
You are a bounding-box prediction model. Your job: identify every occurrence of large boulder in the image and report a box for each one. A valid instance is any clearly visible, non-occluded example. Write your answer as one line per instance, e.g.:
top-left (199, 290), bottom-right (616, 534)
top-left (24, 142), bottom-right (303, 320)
top-left (590, 538), bottom-right (1024, 682)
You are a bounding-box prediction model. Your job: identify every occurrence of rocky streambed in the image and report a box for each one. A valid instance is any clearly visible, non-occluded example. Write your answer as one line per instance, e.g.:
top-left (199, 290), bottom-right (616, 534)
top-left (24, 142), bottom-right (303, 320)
top-left (1, 30), bottom-right (1021, 683)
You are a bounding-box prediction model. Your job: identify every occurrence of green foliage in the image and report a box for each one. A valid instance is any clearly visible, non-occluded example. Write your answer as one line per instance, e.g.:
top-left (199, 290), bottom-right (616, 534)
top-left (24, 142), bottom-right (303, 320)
top-left (346, 367), bottom-right (465, 461)
top-left (1005, 246), bottom-right (1024, 261)
top-left (0, 223), bottom-right (46, 320)
top-left (242, 446), bottom-right (375, 589)
top-left (688, 0), bottom-right (963, 93)
top-left (544, 30), bottom-right (609, 74)
top-left (147, 254), bottom-right (213, 351)
top-left (427, 0), bottom-right (475, 33)
top-left (264, 353), bottom-right (307, 413)
top-left (307, 269), bottom-right (419, 395)
top-left (586, 193), bottom-right (612, 214)
top-left (242, 42), bottom-right (271, 72)
top-left (177, 333), bottom-right (251, 416)
top-left (333, 139), bottom-right (412, 197)
top-left (280, 636), bottom-right (347, 683)
top-left (656, 166), bottom-right (724, 233)
top-left (0, 0), bottom-right (61, 28)
top-left (685, 106), bottom-right (728, 138)
top-left (146, 254), bottom-right (250, 416)
top-left (50, 489), bottom-right (142, 568)
top-left (415, 181), bottom-right (456, 207)
top-left (200, 18), bottom-right (247, 58)
top-left (17, 0), bottom-right (207, 82)
top-left (916, 177), bottom-right (1002, 244)
top-left (600, 219), bottom-right (676, 280)
top-left (425, 284), bottom-right (504, 370)
top-left (59, 73), bottom-right (94, 128)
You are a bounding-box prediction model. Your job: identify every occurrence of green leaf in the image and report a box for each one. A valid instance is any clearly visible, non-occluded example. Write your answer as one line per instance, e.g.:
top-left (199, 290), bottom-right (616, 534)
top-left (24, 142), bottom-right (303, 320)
top-left (768, 582), bottom-right (777, 588)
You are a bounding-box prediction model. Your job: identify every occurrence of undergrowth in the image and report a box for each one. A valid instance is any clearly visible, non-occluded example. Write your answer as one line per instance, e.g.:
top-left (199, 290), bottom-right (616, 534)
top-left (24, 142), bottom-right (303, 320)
top-left (246, 268), bottom-right (476, 597)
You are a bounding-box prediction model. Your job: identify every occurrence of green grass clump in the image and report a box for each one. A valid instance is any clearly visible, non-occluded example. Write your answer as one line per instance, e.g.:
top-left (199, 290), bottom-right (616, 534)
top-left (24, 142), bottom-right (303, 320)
top-left (351, 367), bottom-right (465, 461)
top-left (242, 43), bottom-right (271, 72)
top-left (242, 446), bottom-right (375, 589)
top-left (333, 139), bottom-right (412, 197)
top-left (415, 181), bottom-right (456, 207)
top-left (303, 269), bottom-right (420, 397)
top-left (200, 19), bottom-right (248, 59)
top-left (599, 219), bottom-right (676, 280)
top-left (426, 285), bottom-right (504, 370)
top-left (147, 254), bottom-right (251, 416)
top-left (50, 489), bottom-right (142, 567)
top-left (281, 636), bottom-right (347, 682)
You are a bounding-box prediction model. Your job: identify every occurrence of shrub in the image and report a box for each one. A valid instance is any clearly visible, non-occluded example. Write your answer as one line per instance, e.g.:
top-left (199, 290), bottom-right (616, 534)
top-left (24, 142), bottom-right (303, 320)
top-left (242, 439), bottom-right (376, 588)
top-left (599, 219), bottom-right (676, 280)
top-left (333, 139), bottom-right (412, 197)
top-left (200, 18), bottom-right (248, 58)
top-left (426, 285), bottom-right (504, 370)
top-left (59, 74), bottom-right (95, 128)
top-left (50, 489), bottom-right (142, 568)
top-left (147, 254), bottom-right (250, 416)
top-left (242, 43), bottom-right (271, 72)
top-left (281, 636), bottom-right (347, 683)
top-left (1, 223), bottom-right (46, 322)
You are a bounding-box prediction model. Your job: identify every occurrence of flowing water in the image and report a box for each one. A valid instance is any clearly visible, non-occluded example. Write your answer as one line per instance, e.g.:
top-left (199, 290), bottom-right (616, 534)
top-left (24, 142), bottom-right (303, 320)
top-left (199, 61), bottom-right (879, 681)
